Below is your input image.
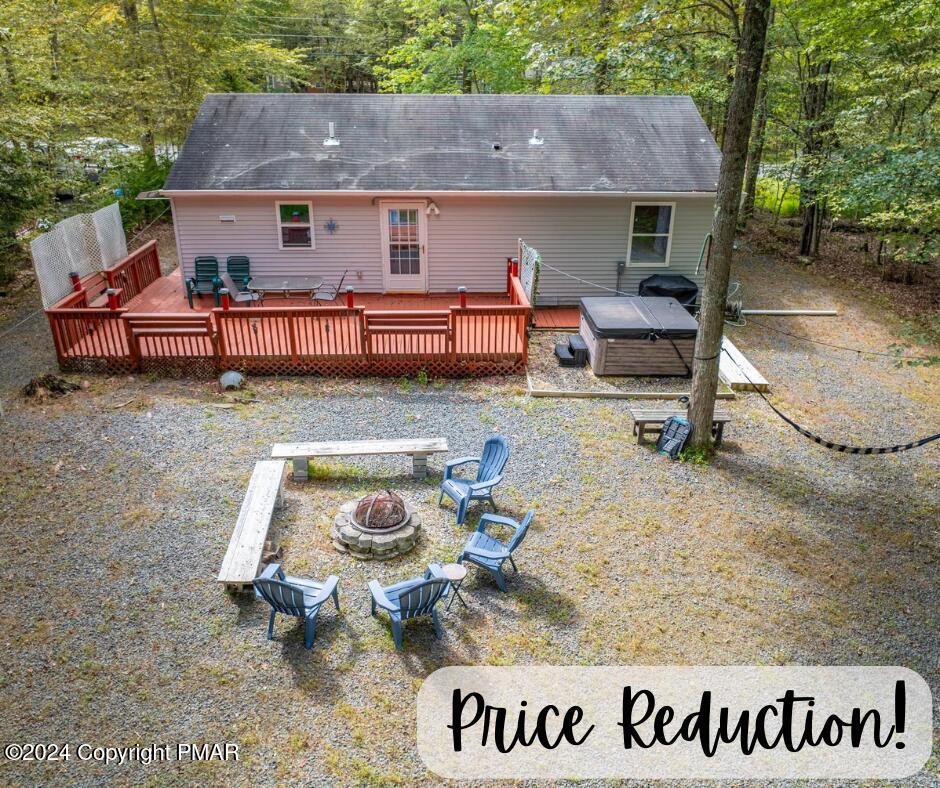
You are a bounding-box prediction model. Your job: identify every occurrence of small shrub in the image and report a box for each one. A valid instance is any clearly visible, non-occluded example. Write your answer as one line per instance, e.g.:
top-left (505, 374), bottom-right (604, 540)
top-left (754, 176), bottom-right (799, 217)
top-left (678, 444), bottom-right (712, 465)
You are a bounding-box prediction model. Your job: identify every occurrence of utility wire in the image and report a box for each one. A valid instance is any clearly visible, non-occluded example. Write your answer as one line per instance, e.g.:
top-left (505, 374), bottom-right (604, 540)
top-left (746, 317), bottom-right (936, 362)
top-left (721, 346), bottom-right (940, 454)
top-left (0, 309), bottom-right (42, 342)
top-left (538, 260), bottom-right (637, 296)
top-left (127, 205), bottom-right (171, 245)
top-left (538, 263), bottom-right (934, 363)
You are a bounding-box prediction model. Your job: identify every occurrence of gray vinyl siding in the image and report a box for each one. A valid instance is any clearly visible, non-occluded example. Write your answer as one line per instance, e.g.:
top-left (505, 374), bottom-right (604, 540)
top-left (171, 193), bottom-right (714, 304)
top-left (172, 195), bottom-right (385, 292)
top-left (428, 195), bottom-right (714, 304)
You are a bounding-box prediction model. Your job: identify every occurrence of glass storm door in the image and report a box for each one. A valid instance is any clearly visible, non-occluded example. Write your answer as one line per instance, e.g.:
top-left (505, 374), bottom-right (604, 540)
top-left (380, 202), bottom-right (428, 291)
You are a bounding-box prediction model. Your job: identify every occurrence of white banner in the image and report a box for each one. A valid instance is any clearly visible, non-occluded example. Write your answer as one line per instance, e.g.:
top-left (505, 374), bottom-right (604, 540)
top-left (417, 666), bottom-right (932, 779)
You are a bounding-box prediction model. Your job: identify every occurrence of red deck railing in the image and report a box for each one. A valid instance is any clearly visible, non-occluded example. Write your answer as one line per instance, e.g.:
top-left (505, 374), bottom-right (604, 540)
top-left (104, 240), bottom-right (162, 305)
top-left (45, 245), bottom-right (532, 376)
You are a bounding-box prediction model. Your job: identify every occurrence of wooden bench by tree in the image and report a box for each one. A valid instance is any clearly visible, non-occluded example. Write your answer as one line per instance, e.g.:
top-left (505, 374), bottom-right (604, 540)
top-left (271, 439), bottom-right (449, 481)
top-left (629, 408), bottom-right (731, 446)
top-left (218, 460), bottom-right (286, 592)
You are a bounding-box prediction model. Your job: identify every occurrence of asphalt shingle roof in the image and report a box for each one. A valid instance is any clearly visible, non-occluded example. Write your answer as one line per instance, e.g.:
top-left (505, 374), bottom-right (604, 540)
top-left (163, 93), bottom-right (722, 193)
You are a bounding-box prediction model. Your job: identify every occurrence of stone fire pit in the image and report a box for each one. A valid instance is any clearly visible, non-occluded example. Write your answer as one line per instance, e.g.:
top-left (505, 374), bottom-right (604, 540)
top-left (332, 490), bottom-right (422, 560)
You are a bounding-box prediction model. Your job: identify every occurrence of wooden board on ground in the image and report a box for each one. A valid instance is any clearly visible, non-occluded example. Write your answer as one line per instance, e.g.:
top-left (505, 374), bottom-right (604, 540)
top-left (629, 407), bottom-right (732, 446)
top-left (218, 459), bottom-right (285, 591)
top-left (527, 386), bottom-right (736, 400)
top-left (719, 337), bottom-right (769, 392)
top-left (271, 438), bottom-right (449, 481)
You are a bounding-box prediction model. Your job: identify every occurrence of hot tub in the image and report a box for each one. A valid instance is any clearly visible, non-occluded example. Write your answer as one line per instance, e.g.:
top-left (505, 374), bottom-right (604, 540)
top-left (579, 296), bottom-right (698, 376)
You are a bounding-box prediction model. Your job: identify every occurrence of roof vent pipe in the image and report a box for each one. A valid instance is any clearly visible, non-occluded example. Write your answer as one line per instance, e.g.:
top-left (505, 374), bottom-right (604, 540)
top-left (324, 122), bottom-right (340, 146)
top-left (529, 128), bottom-right (544, 146)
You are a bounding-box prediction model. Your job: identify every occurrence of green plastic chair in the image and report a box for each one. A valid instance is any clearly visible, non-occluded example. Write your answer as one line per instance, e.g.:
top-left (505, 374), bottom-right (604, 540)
top-left (226, 256), bottom-right (251, 291)
top-left (186, 256), bottom-right (222, 307)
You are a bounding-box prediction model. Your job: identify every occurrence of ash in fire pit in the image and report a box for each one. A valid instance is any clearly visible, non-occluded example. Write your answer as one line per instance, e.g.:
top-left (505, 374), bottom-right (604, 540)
top-left (333, 491), bottom-right (421, 560)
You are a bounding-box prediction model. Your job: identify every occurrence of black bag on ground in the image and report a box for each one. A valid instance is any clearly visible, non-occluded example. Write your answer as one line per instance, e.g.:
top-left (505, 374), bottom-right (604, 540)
top-left (657, 416), bottom-right (692, 458)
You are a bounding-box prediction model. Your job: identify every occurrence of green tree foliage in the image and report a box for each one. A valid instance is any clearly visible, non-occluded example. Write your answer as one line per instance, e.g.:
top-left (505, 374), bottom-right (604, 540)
top-left (99, 154), bottom-right (175, 233)
top-left (0, 0), bottom-right (308, 282)
top-left (375, 0), bottom-right (529, 93)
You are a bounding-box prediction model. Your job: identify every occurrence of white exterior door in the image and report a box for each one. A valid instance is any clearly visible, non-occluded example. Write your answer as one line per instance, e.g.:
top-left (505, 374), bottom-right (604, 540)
top-left (379, 202), bottom-right (428, 292)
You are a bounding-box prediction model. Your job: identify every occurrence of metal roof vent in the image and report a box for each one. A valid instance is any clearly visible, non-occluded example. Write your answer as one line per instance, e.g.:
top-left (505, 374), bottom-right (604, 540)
top-left (323, 122), bottom-right (340, 147)
top-left (529, 128), bottom-right (544, 146)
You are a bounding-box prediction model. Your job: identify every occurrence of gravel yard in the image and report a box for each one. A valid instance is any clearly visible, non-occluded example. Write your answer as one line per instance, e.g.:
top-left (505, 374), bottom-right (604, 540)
top-left (0, 241), bottom-right (937, 786)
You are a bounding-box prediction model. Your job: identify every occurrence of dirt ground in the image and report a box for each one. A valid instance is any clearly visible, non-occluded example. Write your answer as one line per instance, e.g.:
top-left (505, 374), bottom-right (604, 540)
top-left (0, 226), bottom-right (937, 786)
top-left (745, 214), bottom-right (940, 320)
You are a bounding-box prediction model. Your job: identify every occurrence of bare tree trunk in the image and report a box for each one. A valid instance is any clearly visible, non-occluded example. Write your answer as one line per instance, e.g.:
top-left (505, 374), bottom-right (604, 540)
top-left (798, 58), bottom-right (831, 256)
top-left (741, 11), bottom-right (773, 224)
top-left (594, 0), bottom-right (612, 94)
top-left (49, 0), bottom-right (60, 82)
top-left (811, 197), bottom-right (826, 255)
top-left (688, 0), bottom-right (772, 452)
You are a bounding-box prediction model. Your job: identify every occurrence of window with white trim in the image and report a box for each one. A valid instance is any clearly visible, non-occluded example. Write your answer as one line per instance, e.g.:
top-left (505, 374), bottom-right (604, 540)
top-left (276, 201), bottom-right (314, 249)
top-left (627, 202), bottom-right (674, 266)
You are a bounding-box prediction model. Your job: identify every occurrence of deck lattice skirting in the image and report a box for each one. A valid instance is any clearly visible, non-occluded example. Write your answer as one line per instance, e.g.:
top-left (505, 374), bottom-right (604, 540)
top-left (45, 245), bottom-right (531, 377)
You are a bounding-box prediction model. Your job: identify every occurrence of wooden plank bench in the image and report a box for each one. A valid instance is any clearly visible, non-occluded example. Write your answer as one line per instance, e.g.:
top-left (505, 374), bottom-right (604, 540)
top-left (217, 460), bottom-right (285, 592)
top-left (719, 337), bottom-right (769, 392)
top-left (629, 408), bottom-right (731, 446)
top-left (271, 438), bottom-right (449, 481)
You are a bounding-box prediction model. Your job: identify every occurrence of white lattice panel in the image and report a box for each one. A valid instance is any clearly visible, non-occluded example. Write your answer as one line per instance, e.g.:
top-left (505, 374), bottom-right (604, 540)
top-left (518, 238), bottom-right (541, 305)
top-left (30, 203), bottom-right (127, 308)
top-left (94, 202), bottom-right (128, 267)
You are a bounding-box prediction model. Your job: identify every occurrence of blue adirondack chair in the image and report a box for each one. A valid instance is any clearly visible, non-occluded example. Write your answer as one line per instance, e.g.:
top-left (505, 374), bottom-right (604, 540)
top-left (458, 510), bottom-right (534, 591)
top-left (253, 563), bottom-right (340, 650)
top-left (439, 434), bottom-right (509, 524)
top-left (186, 256), bottom-right (223, 308)
top-left (368, 565), bottom-right (449, 650)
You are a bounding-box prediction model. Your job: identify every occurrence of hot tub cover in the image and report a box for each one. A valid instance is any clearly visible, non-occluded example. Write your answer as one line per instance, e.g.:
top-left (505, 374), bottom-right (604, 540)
top-left (579, 297), bottom-right (699, 339)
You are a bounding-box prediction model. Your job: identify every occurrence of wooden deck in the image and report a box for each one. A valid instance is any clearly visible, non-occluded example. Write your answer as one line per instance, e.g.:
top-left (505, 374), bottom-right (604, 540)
top-left (128, 268), bottom-right (515, 313)
top-left (533, 306), bottom-right (579, 330)
top-left (45, 245), bottom-right (532, 377)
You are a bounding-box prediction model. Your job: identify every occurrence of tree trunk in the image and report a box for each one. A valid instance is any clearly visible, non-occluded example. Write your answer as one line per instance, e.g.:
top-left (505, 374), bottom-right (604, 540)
top-left (147, 0), bottom-right (173, 84)
top-left (594, 0), bottom-right (612, 94)
top-left (688, 0), bottom-right (771, 452)
top-left (741, 13), bottom-right (773, 224)
top-left (811, 197), bottom-right (826, 256)
top-left (799, 201), bottom-right (817, 255)
top-left (49, 0), bottom-right (60, 81)
top-left (798, 59), bottom-right (831, 256)
top-left (121, 0), bottom-right (156, 162)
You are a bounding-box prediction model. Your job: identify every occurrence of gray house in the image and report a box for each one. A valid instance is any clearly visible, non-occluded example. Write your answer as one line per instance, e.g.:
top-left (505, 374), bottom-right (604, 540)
top-left (161, 93), bottom-right (720, 305)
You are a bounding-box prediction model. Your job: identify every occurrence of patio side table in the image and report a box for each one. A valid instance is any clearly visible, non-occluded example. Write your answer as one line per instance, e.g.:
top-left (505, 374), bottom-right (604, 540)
top-left (442, 563), bottom-right (468, 612)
